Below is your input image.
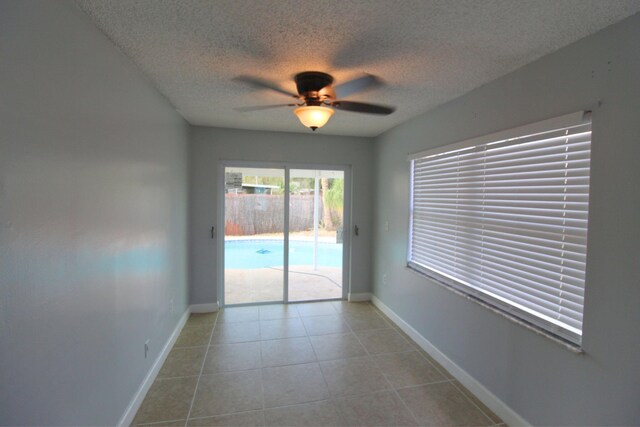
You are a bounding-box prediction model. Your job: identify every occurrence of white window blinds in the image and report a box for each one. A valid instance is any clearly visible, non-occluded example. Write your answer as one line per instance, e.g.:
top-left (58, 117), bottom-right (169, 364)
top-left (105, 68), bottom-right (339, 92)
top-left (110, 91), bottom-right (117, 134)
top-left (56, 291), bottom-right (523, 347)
top-left (408, 112), bottom-right (591, 344)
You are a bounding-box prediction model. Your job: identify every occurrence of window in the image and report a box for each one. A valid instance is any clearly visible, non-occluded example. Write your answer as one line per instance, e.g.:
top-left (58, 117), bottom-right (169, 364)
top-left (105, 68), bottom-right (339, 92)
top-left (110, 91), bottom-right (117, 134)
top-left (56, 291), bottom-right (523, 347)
top-left (408, 112), bottom-right (592, 344)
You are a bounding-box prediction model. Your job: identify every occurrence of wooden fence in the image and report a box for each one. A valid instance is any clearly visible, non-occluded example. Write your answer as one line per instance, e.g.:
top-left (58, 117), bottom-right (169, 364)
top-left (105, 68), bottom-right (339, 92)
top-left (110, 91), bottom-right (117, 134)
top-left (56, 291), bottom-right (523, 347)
top-left (225, 194), bottom-right (323, 235)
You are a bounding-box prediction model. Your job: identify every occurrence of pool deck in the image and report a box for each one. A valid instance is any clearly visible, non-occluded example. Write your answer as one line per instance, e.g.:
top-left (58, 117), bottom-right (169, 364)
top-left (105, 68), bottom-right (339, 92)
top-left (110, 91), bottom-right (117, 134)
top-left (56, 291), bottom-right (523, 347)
top-left (225, 265), bottom-right (342, 304)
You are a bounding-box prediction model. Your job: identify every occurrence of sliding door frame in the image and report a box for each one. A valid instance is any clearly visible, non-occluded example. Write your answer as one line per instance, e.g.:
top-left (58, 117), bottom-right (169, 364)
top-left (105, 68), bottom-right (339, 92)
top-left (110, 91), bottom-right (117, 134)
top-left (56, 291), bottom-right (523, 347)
top-left (217, 160), bottom-right (351, 307)
top-left (286, 165), bottom-right (351, 304)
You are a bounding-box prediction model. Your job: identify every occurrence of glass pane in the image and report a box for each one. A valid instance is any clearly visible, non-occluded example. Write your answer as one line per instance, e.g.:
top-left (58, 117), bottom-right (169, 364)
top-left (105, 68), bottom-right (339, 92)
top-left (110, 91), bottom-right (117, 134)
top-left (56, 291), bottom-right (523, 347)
top-left (288, 169), bottom-right (344, 301)
top-left (224, 167), bottom-right (284, 304)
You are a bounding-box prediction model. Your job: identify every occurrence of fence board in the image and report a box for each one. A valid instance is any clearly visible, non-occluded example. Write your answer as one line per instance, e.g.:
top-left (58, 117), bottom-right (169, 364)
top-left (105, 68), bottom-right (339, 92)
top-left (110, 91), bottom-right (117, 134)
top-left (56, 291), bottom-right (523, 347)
top-left (225, 194), bottom-right (323, 235)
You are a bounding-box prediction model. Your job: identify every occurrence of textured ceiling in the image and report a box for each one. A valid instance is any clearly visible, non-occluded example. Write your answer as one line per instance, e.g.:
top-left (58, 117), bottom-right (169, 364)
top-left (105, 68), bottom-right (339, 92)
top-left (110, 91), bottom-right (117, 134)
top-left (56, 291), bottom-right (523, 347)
top-left (76, 0), bottom-right (640, 137)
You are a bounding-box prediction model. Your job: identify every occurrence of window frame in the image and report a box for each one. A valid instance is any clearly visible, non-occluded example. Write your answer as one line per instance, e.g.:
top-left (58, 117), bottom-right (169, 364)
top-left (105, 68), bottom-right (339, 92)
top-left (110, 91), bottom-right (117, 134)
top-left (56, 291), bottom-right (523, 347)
top-left (407, 111), bottom-right (592, 346)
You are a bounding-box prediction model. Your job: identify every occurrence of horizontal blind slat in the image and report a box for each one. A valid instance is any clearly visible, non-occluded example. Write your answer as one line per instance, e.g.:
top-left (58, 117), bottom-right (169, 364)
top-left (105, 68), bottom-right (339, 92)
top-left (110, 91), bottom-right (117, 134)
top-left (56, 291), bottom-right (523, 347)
top-left (415, 163), bottom-right (591, 183)
top-left (411, 236), bottom-right (586, 298)
top-left (415, 131), bottom-right (590, 165)
top-left (413, 213), bottom-right (588, 237)
top-left (412, 223), bottom-right (587, 268)
top-left (413, 203), bottom-right (589, 220)
top-left (412, 255), bottom-right (585, 328)
top-left (414, 143), bottom-right (591, 173)
top-left (411, 226), bottom-right (587, 275)
top-left (411, 251), bottom-right (584, 319)
top-left (412, 215), bottom-right (588, 246)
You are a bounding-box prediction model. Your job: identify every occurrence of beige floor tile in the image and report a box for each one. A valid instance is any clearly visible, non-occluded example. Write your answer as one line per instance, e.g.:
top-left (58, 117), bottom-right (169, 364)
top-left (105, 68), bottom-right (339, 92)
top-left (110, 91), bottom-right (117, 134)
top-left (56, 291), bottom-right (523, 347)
top-left (451, 381), bottom-right (503, 425)
top-left (301, 315), bottom-right (350, 336)
top-left (331, 301), bottom-right (375, 315)
top-left (203, 342), bottom-right (261, 374)
top-left (295, 302), bottom-right (337, 317)
top-left (259, 304), bottom-right (299, 320)
top-left (319, 356), bottom-right (390, 397)
top-left (397, 382), bottom-right (492, 426)
top-left (260, 337), bottom-right (316, 367)
top-left (371, 308), bottom-right (394, 323)
top-left (218, 306), bottom-right (260, 323)
top-left (262, 363), bottom-right (329, 408)
top-left (373, 351), bottom-right (446, 389)
top-left (309, 333), bottom-right (367, 361)
top-left (211, 321), bottom-right (261, 344)
top-left (391, 326), bottom-right (422, 350)
top-left (186, 313), bottom-right (218, 328)
top-left (187, 410), bottom-right (265, 426)
top-left (355, 328), bottom-right (414, 354)
top-left (418, 350), bottom-right (455, 380)
top-left (343, 311), bottom-right (391, 331)
top-left (132, 377), bottom-right (198, 425)
top-left (175, 326), bottom-right (212, 348)
top-left (158, 347), bottom-right (207, 378)
top-left (334, 390), bottom-right (417, 426)
top-left (263, 400), bottom-right (339, 427)
top-left (190, 370), bottom-right (263, 418)
top-left (259, 318), bottom-right (307, 340)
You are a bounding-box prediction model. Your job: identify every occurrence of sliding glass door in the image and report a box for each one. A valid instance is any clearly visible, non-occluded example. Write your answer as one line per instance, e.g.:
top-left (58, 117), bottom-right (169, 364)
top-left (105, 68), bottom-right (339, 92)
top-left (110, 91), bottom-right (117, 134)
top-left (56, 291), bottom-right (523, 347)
top-left (222, 164), bottom-right (348, 306)
top-left (224, 167), bottom-right (285, 305)
top-left (288, 169), bottom-right (344, 302)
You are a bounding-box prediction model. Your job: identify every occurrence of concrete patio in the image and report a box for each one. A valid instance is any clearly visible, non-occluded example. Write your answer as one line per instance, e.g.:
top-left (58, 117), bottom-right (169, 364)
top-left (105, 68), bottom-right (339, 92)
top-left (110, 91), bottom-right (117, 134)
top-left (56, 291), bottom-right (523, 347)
top-left (225, 266), bottom-right (342, 304)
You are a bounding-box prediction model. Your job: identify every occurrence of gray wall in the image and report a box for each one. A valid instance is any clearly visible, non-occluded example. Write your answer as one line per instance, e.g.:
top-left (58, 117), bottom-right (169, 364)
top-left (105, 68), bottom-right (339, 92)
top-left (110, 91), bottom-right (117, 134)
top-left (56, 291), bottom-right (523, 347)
top-left (372, 13), bottom-right (640, 426)
top-left (0, 1), bottom-right (190, 425)
top-left (190, 126), bottom-right (373, 305)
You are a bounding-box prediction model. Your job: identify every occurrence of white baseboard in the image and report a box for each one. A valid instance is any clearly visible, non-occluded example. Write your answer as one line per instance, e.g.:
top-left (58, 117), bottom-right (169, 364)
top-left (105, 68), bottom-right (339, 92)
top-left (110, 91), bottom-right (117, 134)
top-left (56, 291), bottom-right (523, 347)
top-left (348, 292), bottom-right (372, 302)
top-left (371, 295), bottom-right (529, 427)
top-left (117, 308), bottom-right (191, 427)
top-left (189, 302), bottom-right (219, 313)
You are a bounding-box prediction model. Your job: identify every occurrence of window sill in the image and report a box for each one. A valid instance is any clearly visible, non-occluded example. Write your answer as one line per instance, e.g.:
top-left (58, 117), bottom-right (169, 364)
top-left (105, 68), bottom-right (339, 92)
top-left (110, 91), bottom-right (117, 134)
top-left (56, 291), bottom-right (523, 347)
top-left (405, 265), bottom-right (585, 354)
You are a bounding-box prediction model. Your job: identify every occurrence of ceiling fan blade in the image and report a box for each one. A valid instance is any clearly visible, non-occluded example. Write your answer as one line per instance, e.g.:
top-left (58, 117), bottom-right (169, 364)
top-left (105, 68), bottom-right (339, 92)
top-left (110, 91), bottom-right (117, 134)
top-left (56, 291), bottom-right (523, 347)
top-left (234, 104), bottom-right (295, 112)
top-left (234, 75), bottom-right (298, 98)
top-left (334, 74), bottom-right (384, 99)
top-left (331, 100), bottom-right (395, 115)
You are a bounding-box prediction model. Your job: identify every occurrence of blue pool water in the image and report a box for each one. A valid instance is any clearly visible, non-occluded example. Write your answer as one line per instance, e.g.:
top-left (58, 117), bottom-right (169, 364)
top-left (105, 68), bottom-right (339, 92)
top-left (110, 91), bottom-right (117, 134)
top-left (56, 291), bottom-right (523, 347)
top-left (225, 239), bottom-right (342, 269)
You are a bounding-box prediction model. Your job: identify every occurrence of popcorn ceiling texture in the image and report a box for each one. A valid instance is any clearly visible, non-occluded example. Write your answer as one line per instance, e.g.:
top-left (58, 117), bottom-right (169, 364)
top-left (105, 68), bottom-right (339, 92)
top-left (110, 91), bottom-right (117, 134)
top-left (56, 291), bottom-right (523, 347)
top-left (75, 0), bottom-right (640, 137)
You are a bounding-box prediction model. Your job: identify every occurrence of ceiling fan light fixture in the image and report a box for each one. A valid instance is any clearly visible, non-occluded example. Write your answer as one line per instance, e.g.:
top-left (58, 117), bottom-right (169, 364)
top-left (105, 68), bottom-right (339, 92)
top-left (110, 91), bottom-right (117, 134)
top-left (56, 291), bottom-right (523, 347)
top-left (294, 105), bottom-right (334, 131)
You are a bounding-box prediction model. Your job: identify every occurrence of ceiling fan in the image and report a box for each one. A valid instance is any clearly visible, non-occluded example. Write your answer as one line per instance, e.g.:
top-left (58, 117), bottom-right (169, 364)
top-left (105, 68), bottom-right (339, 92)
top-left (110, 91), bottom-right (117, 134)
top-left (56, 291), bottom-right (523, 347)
top-left (234, 71), bottom-right (395, 131)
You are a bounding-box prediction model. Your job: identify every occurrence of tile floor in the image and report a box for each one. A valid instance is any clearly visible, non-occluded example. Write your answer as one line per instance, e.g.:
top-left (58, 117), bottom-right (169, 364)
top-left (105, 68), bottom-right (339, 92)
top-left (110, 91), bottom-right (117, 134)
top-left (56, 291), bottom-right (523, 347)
top-left (132, 301), bottom-right (505, 427)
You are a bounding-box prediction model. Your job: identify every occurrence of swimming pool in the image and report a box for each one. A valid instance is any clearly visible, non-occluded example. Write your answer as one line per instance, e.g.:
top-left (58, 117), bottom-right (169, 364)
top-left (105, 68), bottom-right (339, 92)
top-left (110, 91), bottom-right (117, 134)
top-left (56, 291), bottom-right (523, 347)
top-left (225, 239), bottom-right (342, 269)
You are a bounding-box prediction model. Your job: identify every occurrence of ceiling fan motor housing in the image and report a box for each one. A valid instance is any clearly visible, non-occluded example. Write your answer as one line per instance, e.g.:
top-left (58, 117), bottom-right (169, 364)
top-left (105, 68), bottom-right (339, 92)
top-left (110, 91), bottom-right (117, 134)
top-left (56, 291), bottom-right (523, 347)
top-left (294, 71), bottom-right (334, 104)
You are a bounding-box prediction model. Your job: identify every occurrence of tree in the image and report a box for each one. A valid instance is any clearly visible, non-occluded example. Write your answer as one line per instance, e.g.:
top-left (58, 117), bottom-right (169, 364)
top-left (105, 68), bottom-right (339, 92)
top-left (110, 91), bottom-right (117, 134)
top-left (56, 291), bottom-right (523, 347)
top-left (325, 178), bottom-right (344, 228)
top-left (321, 178), bottom-right (334, 230)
